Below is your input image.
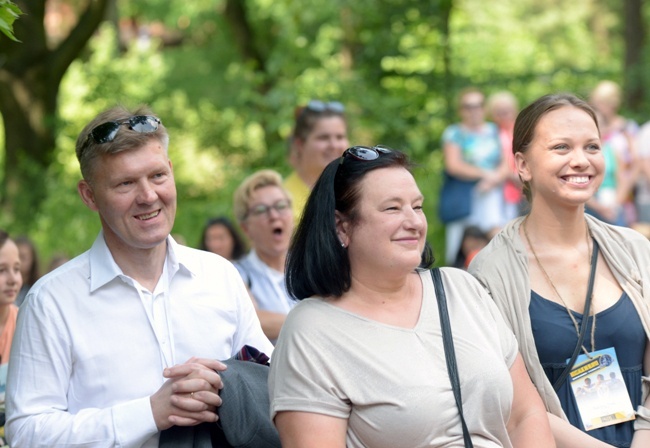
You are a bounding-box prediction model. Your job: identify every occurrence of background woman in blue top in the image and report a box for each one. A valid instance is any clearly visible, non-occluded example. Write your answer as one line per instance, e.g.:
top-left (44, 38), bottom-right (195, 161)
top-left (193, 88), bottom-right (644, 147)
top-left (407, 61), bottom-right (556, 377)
top-left (441, 87), bottom-right (509, 264)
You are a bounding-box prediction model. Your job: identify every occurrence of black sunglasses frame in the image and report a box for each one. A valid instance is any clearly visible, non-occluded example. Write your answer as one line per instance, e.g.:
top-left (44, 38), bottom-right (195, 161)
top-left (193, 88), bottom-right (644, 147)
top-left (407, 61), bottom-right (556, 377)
top-left (88, 115), bottom-right (161, 144)
top-left (339, 145), bottom-right (393, 165)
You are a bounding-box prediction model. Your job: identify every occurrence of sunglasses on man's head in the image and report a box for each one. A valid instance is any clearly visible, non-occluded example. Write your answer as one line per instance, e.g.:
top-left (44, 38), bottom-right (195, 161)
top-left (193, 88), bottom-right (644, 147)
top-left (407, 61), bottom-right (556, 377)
top-left (88, 115), bottom-right (161, 144)
top-left (305, 100), bottom-right (345, 114)
top-left (339, 145), bottom-right (393, 165)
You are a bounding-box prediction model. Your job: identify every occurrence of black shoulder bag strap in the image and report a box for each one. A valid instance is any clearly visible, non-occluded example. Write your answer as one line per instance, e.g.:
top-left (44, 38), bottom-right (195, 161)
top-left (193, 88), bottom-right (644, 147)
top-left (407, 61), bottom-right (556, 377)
top-left (552, 238), bottom-right (600, 391)
top-left (431, 268), bottom-right (474, 448)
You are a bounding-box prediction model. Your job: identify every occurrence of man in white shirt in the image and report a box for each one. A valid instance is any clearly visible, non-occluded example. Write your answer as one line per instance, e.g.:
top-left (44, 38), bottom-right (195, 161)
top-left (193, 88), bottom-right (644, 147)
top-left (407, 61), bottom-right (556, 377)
top-left (5, 106), bottom-right (274, 447)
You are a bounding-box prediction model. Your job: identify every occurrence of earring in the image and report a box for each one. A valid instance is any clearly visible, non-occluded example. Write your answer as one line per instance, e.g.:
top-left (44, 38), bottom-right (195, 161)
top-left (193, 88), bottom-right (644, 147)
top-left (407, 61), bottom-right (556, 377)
top-left (341, 242), bottom-right (346, 248)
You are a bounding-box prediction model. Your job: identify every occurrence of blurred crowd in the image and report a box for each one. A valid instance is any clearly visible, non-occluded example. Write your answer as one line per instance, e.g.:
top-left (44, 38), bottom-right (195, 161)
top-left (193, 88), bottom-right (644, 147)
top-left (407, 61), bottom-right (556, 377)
top-left (11, 81), bottom-right (650, 342)
top-left (5, 81), bottom-right (650, 447)
top-left (441, 80), bottom-right (650, 266)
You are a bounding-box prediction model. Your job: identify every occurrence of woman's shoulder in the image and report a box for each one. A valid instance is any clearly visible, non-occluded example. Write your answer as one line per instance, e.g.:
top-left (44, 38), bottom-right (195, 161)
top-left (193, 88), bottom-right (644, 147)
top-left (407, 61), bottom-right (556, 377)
top-left (283, 298), bottom-right (339, 329)
top-left (598, 223), bottom-right (650, 268)
top-left (484, 121), bottom-right (499, 133)
top-left (442, 123), bottom-right (462, 140)
top-left (422, 267), bottom-right (486, 299)
top-left (589, 215), bottom-right (650, 247)
top-left (277, 298), bottom-right (354, 353)
top-left (232, 252), bottom-right (256, 281)
top-left (617, 226), bottom-right (650, 245)
top-left (424, 268), bottom-right (513, 327)
top-left (468, 224), bottom-right (522, 274)
top-left (427, 266), bottom-right (477, 282)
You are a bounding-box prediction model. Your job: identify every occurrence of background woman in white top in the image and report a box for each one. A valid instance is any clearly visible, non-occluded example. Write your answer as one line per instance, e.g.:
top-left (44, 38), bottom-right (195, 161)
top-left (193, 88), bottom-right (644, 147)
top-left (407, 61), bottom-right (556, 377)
top-left (233, 169), bottom-right (295, 342)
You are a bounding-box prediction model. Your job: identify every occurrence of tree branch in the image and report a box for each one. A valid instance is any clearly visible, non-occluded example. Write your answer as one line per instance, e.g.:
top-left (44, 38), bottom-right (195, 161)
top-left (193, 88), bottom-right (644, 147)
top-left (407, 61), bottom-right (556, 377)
top-left (223, 0), bottom-right (266, 72)
top-left (50, 0), bottom-right (110, 86)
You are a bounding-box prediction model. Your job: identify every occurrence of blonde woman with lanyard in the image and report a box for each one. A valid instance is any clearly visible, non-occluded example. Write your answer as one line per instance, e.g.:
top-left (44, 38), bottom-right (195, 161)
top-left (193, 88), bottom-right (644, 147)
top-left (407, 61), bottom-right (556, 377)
top-left (469, 93), bottom-right (650, 448)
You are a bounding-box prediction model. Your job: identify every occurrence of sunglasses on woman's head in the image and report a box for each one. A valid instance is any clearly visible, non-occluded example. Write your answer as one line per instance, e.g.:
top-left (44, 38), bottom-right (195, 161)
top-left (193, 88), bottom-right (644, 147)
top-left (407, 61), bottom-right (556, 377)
top-left (305, 100), bottom-right (345, 114)
top-left (87, 115), bottom-right (161, 144)
top-left (339, 145), bottom-right (393, 165)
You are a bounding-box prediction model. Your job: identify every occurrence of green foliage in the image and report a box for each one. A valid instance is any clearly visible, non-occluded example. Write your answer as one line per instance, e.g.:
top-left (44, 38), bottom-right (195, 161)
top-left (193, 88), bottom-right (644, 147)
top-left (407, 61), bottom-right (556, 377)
top-left (1, 0), bottom-right (637, 269)
top-left (451, 0), bottom-right (619, 98)
top-left (0, 0), bottom-right (22, 42)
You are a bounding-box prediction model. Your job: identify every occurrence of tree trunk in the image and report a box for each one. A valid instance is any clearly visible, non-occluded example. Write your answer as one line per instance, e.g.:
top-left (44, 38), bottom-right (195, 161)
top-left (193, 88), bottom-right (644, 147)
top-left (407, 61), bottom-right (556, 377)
top-left (0, 63), bottom-right (56, 224)
top-left (223, 0), bottom-right (266, 74)
top-left (0, 0), bottom-right (109, 228)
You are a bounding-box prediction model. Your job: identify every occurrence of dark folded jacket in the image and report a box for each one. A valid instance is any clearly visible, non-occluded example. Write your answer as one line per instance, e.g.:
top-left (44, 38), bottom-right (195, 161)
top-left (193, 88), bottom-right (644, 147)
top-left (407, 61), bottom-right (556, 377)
top-left (159, 346), bottom-right (280, 448)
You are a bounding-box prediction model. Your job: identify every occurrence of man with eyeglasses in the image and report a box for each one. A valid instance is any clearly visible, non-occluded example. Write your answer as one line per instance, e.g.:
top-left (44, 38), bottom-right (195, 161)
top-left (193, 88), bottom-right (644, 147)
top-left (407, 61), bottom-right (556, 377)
top-left (5, 105), bottom-right (273, 447)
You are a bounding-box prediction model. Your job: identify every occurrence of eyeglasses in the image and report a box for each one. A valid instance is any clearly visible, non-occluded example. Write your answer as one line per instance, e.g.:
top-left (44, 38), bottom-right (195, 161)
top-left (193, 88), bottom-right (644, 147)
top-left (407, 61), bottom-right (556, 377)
top-left (339, 145), bottom-right (393, 165)
top-left (305, 100), bottom-right (345, 114)
top-left (247, 199), bottom-right (291, 219)
top-left (87, 115), bottom-right (161, 144)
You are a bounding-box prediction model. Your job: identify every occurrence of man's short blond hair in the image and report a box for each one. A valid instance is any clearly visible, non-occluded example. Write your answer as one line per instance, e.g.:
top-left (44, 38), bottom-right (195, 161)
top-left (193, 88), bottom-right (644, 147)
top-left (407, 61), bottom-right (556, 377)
top-left (75, 105), bottom-right (169, 182)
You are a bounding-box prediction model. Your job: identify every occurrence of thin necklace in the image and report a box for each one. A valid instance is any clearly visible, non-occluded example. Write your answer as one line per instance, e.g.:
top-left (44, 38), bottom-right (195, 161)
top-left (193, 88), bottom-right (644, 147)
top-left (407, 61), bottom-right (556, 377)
top-left (523, 217), bottom-right (596, 355)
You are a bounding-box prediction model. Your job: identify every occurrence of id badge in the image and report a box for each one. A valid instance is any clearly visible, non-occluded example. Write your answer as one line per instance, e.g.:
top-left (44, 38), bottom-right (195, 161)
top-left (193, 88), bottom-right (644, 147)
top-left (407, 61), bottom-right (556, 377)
top-left (568, 347), bottom-right (635, 431)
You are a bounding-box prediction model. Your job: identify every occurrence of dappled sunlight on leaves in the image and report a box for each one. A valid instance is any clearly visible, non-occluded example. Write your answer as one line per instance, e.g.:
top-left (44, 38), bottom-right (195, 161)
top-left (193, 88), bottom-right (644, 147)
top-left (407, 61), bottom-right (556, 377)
top-left (0, 0), bottom-right (639, 263)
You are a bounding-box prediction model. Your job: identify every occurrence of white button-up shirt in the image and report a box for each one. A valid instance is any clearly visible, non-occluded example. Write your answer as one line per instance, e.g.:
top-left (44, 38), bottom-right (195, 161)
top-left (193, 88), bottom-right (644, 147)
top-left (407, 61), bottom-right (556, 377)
top-left (6, 232), bottom-right (273, 448)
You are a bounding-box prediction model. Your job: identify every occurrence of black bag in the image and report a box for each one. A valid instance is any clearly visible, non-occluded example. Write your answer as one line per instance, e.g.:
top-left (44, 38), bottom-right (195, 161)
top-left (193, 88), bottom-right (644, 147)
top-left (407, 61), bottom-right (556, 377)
top-left (438, 172), bottom-right (476, 223)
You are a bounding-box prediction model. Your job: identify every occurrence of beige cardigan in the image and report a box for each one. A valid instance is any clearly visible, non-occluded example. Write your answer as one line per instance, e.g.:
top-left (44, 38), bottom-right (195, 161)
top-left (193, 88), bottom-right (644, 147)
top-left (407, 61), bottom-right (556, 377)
top-left (469, 214), bottom-right (650, 420)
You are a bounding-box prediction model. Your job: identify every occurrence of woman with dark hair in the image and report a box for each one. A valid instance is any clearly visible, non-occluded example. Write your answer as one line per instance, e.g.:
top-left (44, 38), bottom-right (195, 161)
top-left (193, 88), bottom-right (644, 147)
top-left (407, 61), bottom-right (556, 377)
top-left (470, 93), bottom-right (650, 447)
top-left (0, 230), bottom-right (22, 365)
top-left (14, 235), bottom-right (39, 307)
top-left (269, 145), bottom-right (554, 447)
top-left (284, 100), bottom-right (349, 222)
top-left (0, 229), bottom-right (20, 445)
top-left (198, 216), bottom-right (247, 261)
